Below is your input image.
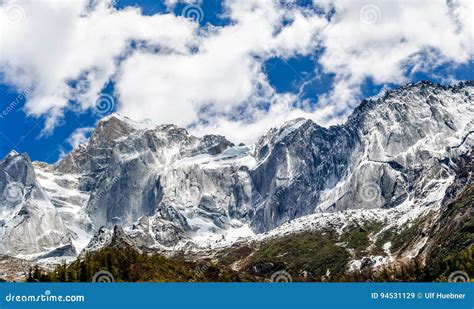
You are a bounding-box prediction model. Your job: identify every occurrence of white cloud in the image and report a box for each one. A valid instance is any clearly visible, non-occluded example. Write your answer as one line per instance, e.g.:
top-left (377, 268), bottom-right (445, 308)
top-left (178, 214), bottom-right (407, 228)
top-left (116, 1), bottom-right (328, 141)
top-left (66, 127), bottom-right (94, 148)
top-left (317, 0), bottom-right (474, 111)
top-left (191, 99), bottom-right (338, 145)
top-left (0, 0), bottom-right (196, 133)
top-left (0, 0), bottom-right (472, 147)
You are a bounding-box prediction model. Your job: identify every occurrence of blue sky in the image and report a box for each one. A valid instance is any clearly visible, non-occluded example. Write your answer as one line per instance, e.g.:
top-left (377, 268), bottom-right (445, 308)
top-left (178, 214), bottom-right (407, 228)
top-left (0, 0), bottom-right (473, 163)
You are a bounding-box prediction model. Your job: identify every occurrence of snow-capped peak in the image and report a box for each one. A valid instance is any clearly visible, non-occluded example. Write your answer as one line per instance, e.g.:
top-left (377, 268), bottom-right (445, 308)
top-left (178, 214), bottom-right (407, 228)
top-left (1, 81), bottom-right (472, 262)
top-left (98, 113), bottom-right (158, 131)
top-left (4, 150), bottom-right (19, 160)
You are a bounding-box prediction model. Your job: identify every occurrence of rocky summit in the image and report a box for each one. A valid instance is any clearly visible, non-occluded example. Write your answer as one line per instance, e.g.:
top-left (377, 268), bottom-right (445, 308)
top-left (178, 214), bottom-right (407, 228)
top-left (0, 81), bottom-right (473, 274)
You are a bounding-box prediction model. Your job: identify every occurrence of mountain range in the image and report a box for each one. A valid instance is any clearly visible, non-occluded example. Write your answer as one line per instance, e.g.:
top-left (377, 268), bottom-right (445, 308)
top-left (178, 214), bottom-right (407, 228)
top-left (0, 80), bottom-right (473, 281)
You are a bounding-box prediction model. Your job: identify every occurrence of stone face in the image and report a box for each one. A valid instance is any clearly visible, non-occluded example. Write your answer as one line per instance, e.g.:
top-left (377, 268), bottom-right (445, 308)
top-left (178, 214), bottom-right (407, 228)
top-left (1, 81), bottom-right (473, 258)
top-left (46, 114), bottom-right (254, 249)
top-left (0, 153), bottom-right (72, 257)
top-left (248, 82), bottom-right (473, 232)
top-left (249, 120), bottom-right (359, 232)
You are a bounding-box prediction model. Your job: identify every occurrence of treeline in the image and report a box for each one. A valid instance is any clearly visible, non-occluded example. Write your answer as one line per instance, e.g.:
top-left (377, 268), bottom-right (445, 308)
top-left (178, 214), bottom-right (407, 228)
top-left (29, 246), bottom-right (246, 282)
top-left (26, 243), bottom-right (471, 283)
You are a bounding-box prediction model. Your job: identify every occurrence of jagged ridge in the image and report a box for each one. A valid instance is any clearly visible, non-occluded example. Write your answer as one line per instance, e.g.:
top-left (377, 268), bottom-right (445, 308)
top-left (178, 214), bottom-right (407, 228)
top-left (0, 81), bottom-right (472, 264)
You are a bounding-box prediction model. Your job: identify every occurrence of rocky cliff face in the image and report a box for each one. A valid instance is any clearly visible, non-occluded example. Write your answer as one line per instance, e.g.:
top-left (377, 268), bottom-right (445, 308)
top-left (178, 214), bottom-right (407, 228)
top-left (0, 152), bottom-right (72, 257)
top-left (0, 81), bottom-right (472, 260)
top-left (250, 81), bottom-right (473, 231)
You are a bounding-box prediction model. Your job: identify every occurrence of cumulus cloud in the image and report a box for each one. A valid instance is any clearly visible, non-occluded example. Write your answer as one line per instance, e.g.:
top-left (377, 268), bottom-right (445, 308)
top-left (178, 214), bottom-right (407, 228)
top-left (317, 0), bottom-right (474, 111)
top-left (0, 0), bottom-right (196, 133)
top-left (0, 0), bottom-right (472, 146)
top-left (58, 126), bottom-right (94, 159)
top-left (116, 1), bottom-right (326, 130)
top-left (66, 127), bottom-right (94, 148)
